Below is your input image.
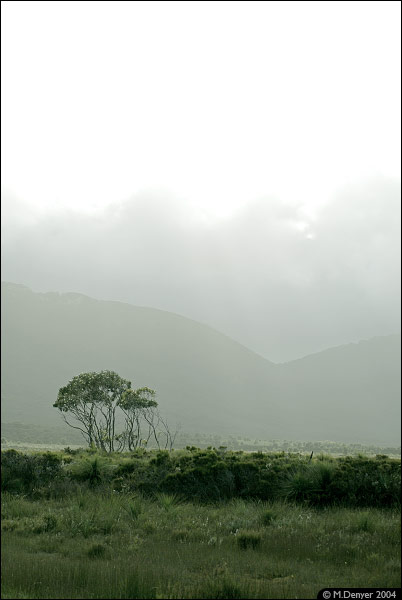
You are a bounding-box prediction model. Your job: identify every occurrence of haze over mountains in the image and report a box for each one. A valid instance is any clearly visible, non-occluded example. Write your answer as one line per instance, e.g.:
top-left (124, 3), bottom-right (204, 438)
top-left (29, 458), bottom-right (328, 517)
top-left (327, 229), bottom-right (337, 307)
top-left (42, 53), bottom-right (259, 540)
top-left (2, 282), bottom-right (400, 446)
top-left (2, 176), bottom-right (400, 362)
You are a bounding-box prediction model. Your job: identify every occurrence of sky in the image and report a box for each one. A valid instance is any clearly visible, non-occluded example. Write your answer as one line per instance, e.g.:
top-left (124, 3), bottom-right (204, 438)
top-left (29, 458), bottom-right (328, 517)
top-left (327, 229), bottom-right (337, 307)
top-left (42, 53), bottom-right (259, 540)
top-left (1, 1), bottom-right (401, 361)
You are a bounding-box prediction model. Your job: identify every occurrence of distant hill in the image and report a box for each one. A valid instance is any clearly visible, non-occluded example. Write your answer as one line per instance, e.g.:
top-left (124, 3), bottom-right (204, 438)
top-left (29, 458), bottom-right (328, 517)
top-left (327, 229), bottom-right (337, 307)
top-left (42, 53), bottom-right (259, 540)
top-left (1, 282), bottom-right (400, 445)
top-left (275, 335), bottom-right (401, 443)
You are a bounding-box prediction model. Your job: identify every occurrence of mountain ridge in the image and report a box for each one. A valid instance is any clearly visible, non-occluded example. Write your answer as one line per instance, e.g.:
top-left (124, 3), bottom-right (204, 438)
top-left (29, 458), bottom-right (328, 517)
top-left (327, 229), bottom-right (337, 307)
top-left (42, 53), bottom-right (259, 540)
top-left (1, 281), bottom-right (274, 364)
top-left (4, 280), bottom-right (399, 365)
top-left (1, 282), bottom-right (400, 444)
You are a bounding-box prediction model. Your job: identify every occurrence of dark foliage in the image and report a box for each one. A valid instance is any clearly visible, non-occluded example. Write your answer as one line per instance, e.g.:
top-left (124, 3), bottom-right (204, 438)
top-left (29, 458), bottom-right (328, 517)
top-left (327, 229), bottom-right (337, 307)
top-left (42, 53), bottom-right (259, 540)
top-left (1, 448), bottom-right (400, 507)
top-left (1, 449), bottom-right (63, 493)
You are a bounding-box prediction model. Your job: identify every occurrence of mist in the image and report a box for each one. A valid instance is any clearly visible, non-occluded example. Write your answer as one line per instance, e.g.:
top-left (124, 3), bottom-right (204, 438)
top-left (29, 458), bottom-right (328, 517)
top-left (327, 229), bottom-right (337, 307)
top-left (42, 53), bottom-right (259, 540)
top-left (2, 175), bottom-right (400, 362)
top-left (1, 4), bottom-right (401, 597)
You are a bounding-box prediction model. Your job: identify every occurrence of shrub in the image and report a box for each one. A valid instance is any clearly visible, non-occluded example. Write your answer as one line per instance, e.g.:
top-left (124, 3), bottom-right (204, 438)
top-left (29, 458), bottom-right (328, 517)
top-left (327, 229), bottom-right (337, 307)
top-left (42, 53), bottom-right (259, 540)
top-left (1, 450), bottom-right (63, 494)
top-left (280, 466), bottom-right (318, 503)
top-left (201, 578), bottom-right (245, 599)
top-left (63, 447), bottom-right (81, 455)
top-left (1, 520), bottom-right (17, 532)
top-left (122, 498), bottom-right (143, 521)
top-left (31, 513), bottom-right (59, 534)
top-left (261, 509), bottom-right (276, 525)
top-left (171, 529), bottom-right (188, 542)
top-left (236, 530), bottom-right (262, 550)
top-left (329, 456), bottom-right (401, 507)
top-left (155, 492), bottom-right (182, 510)
top-left (350, 512), bottom-right (375, 534)
top-left (1, 449), bottom-right (400, 508)
top-left (162, 459), bottom-right (235, 502)
top-left (150, 450), bottom-right (170, 466)
top-left (43, 514), bottom-right (58, 532)
top-left (87, 543), bottom-right (108, 558)
top-left (279, 461), bottom-right (337, 505)
top-left (68, 457), bottom-right (115, 486)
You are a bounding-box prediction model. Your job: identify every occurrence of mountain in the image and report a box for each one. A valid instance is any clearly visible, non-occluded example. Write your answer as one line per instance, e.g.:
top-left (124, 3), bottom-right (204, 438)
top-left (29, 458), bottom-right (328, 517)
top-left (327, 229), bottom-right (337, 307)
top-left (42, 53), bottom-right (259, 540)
top-left (275, 336), bottom-right (401, 443)
top-left (1, 282), bottom-right (400, 444)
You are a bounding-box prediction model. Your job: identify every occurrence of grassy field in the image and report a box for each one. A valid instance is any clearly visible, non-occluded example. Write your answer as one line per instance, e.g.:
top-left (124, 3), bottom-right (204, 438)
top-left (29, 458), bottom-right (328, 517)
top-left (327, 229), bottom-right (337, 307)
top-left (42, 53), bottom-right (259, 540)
top-left (1, 448), bottom-right (401, 598)
top-left (2, 490), bottom-right (401, 599)
top-left (2, 422), bottom-right (401, 456)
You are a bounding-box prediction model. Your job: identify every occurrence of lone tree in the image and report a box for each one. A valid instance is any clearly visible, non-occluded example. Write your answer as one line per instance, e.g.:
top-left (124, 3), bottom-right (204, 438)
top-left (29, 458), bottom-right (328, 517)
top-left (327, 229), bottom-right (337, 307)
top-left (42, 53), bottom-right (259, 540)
top-left (119, 387), bottom-right (178, 451)
top-left (54, 370), bottom-right (176, 452)
top-left (118, 387), bottom-right (158, 451)
top-left (54, 371), bottom-right (131, 452)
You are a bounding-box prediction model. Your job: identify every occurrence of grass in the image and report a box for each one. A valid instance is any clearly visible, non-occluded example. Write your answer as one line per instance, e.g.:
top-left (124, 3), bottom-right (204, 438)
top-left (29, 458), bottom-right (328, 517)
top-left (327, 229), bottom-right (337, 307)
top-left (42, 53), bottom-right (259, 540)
top-left (1, 490), bottom-right (400, 599)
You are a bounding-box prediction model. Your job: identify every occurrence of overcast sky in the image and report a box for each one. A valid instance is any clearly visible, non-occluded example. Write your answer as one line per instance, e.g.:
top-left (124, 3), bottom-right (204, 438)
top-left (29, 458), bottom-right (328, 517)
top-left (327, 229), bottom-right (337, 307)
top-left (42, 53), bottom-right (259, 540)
top-left (1, 1), bottom-right (401, 361)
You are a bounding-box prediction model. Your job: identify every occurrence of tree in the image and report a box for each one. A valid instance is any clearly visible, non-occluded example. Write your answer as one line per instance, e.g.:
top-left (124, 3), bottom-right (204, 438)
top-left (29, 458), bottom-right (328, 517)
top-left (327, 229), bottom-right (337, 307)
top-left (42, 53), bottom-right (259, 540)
top-left (118, 387), bottom-right (158, 451)
top-left (54, 371), bottom-right (131, 452)
top-left (54, 370), bottom-right (176, 452)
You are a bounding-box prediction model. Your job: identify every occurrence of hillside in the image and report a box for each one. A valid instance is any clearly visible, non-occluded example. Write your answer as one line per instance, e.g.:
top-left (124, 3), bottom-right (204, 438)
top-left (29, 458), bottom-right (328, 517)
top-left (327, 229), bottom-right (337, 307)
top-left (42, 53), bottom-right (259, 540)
top-left (275, 335), bottom-right (401, 443)
top-left (1, 282), bottom-right (400, 444)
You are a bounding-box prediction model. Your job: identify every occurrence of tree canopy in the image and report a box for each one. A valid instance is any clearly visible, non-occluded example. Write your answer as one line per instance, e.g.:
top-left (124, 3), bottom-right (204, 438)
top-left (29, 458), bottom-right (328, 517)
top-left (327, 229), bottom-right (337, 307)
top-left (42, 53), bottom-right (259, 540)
top-left (54, 371), bottom-right (176, 452)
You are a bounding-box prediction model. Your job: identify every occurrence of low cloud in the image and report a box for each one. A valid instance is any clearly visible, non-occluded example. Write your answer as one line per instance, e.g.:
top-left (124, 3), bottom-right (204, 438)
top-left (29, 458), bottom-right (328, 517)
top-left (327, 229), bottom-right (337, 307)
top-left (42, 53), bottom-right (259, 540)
top-left (1, 176), bottom-right (400, 361)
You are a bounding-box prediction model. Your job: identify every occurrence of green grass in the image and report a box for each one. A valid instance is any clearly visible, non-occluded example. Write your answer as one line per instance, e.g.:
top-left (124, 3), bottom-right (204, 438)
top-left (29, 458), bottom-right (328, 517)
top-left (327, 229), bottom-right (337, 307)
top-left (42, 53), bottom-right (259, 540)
top-left (1, 490), bottom-right (400, 599)
top-left (1, 448), bottom-right (400, 597)
top-left (2, 428), bottom-right (401, 459)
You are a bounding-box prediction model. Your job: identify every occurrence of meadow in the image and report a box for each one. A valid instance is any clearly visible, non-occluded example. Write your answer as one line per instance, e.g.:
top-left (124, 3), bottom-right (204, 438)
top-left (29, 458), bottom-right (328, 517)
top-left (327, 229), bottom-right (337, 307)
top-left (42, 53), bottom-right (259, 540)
top-left (1, 448), bottom-right (401, 599)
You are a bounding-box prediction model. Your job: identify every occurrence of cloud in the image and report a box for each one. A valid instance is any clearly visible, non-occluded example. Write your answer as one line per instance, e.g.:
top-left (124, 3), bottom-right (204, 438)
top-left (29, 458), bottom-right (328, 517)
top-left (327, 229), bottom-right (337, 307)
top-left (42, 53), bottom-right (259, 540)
top-left (1, 176), bottom-right (400, 361)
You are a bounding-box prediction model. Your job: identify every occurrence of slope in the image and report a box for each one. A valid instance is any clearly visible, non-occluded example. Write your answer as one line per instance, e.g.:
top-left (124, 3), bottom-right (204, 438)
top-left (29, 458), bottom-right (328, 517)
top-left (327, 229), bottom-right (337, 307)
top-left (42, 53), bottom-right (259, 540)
top-left (1, 282), bottom-right (400, 444)
top-left (1, 282), bottom-right (280, 437)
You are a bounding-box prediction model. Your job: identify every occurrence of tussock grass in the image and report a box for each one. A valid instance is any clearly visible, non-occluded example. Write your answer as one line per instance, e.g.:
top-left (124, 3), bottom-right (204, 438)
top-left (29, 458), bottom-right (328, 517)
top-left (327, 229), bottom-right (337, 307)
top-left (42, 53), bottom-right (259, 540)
top-left (2, 448), bottom-right (400, 597)
top-left (2, 492), bottom-right (400, 599)
top-left (236, 530), bottom-right (262, 550)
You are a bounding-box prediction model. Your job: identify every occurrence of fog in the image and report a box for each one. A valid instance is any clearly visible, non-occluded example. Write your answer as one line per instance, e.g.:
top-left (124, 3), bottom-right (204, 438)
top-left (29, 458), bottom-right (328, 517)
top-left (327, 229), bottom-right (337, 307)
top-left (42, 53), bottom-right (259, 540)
top-left (1, 1), bottom-right (400, 361)
top-left (2, 175), bottom-right (400, 362)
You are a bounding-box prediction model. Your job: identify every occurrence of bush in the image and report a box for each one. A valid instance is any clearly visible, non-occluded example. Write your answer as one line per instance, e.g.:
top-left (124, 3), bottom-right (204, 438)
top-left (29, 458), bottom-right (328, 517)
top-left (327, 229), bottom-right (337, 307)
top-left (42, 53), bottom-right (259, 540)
top-left (261, 509), bottom-right (276, 525)
top-left (280, 465), bottom-right (318, 503)
top-left (162, 463), bottom-right (234, 502)
top-left (329, 456), bottom-right (401, 507)
top-left (32, 514), bottom-right (58, 534)
top-left (279, 461), bottom-right (337, 506)
top-left (201, 578), bottom-right (245, 599)
top-left (1, 449), bottom-right (400, 508)
top-left (1, 450), bottom-right (63, 494)
top-left (122, 498), bottom-right (143, 520)
top-left (350, 511), bottom-right (375, 534)
top-left (155, 492), bottom-right (182, 510)
top-left (236, 530), bottom-right (262, 550)
top-left (87, 543), bottom-right (108, 558)
top-left (68, 457), bottom-right (115, 486)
